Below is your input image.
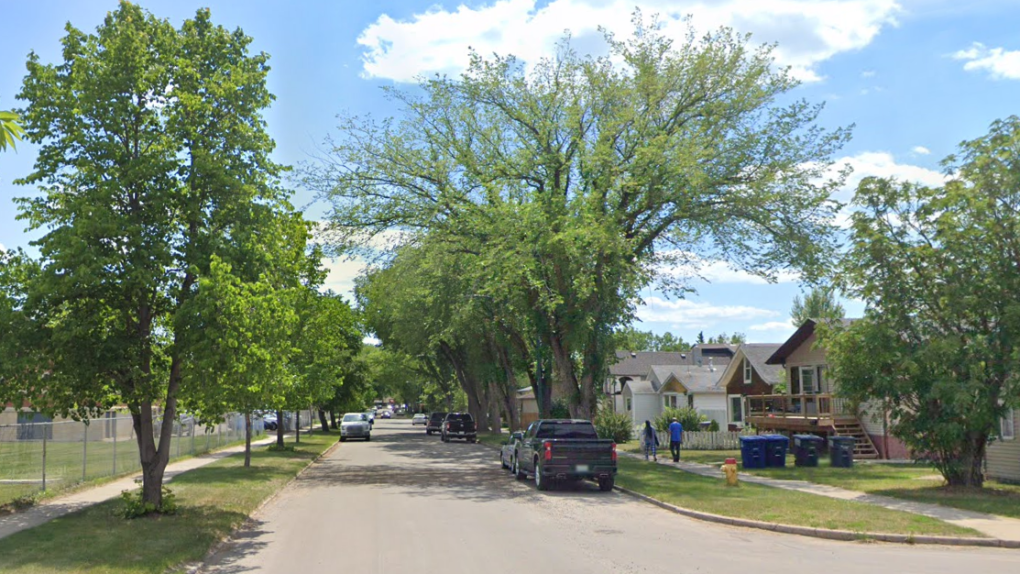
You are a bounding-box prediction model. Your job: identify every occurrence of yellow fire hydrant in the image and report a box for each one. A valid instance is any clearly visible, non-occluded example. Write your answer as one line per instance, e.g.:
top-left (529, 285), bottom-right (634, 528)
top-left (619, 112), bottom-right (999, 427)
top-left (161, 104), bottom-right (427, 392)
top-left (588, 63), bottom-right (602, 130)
top-left (722, 457), bottom-right (739, 486)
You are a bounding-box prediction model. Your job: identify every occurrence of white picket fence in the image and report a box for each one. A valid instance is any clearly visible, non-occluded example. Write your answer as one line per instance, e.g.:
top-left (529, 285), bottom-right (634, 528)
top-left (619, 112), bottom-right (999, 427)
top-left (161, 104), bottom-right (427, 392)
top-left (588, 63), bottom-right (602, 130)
top-left (637, 428), bottom-right (755, 450)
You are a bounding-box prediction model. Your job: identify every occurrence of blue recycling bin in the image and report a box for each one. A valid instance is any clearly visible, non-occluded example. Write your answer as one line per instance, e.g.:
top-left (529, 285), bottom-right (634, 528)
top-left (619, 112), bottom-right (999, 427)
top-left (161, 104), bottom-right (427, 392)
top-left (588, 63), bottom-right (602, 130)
top-left (763, 434), bottom-right (790, 467)
top-left (739, 435), bottom-right (767, 469)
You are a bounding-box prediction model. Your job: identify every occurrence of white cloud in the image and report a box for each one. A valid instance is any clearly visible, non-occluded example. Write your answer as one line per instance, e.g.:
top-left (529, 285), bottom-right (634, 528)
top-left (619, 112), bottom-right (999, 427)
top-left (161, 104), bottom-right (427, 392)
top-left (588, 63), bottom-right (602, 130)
top-left (636, 296), bottom-right (779, 328)
top-left (831, 151), bottom-right (945, 201)
top-left (952, 42), bottom-right (1020, 80)
top-left (656, 253), bottom-right (800, 285)
top-left (320, 256), bottom-right (368, 297)
top-left (911, 146), bottom-right (931, 155)
top-left (861, 69), bottom-right (876, 78)
top-left (358, 0), bottom-right (901, 83)
top-left (749, 320), bottom-right (794, 331)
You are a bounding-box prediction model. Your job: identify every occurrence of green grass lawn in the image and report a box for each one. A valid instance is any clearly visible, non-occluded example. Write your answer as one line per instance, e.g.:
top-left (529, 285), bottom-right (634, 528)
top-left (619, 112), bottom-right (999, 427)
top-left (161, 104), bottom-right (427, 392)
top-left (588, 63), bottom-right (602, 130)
top-left (0, 430), bottom-right (336, 574)
top-left (475, 432), bottom-right (507, 449)
top-left (0, 430), bottom-right (261, 509)
top-left (615, 457), bottom-right (980, 537)
top-left (620, 442), bottom-right (1020, 520)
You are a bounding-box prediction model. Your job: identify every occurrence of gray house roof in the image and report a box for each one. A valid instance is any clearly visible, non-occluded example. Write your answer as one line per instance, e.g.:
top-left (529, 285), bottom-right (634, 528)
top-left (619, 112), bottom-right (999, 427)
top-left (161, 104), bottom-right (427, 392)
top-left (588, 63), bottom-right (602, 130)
top-left (739, 344), bottom-right (785, 385)
top-left (671, 366), bottom-right (726, 394)
top-left (625, 380), bottom-right (658, 395)
top-left (609, 351), bottom-right (688, 377)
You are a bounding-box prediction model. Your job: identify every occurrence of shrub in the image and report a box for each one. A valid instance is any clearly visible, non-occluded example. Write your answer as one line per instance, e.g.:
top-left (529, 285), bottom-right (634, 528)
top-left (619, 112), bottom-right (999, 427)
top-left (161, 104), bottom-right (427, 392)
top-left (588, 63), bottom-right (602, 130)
top-left (120, 486), bottom-right (178, 519)
top-left (594, 409), bottom-right (633, 443)
top-left (550, 399), bottom-right (571, 419)
top-left (654, 406), bottom-right (705, 432)
top-left (707, 419), bottom-right (720, 432)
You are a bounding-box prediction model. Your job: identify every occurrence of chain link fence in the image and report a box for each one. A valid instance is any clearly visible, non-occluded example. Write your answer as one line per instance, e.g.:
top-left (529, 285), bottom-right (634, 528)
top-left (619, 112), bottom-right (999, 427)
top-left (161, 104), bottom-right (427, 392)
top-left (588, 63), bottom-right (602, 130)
top-left (0, 409), bottom-right (314, 507)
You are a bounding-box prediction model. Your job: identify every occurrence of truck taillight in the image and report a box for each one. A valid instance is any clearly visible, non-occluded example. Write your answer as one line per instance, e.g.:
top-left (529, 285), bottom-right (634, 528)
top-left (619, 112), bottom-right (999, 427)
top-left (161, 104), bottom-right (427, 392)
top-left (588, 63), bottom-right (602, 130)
top-left (446, 422), bottom-right (451, 430)
top-left (543, 441), bottom-right (552, 461)
top-left (611, 443), bottom-right (617, 462)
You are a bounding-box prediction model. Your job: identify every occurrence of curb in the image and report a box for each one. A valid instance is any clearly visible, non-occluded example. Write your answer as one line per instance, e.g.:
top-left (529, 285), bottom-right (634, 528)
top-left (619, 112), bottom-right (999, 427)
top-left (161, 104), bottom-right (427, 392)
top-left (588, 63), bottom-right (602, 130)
top-left (188, 430), bottom-right (340, 574)
top-left (613, 484), bottom-right (1020, 549)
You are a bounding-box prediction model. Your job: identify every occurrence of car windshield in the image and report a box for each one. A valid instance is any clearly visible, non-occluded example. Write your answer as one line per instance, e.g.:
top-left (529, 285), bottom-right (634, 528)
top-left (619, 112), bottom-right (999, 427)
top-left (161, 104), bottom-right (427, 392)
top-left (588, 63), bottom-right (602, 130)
top-left (430, 413), bottom-right (447, 420)
top-left (535, 422), bottom-right (598, 439)
top-left (343, 414), bottom-right (364, 422)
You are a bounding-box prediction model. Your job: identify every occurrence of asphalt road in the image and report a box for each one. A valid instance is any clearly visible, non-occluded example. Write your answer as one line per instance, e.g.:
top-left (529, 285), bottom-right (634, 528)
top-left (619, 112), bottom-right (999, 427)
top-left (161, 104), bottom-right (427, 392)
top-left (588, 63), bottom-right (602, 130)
top-left (200, 419), bottom-right (1020, 574)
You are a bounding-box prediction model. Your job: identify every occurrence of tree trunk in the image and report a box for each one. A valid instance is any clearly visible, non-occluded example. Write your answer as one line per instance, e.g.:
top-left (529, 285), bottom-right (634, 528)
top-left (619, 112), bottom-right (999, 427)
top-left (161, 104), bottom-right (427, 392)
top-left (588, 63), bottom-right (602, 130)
top-left (548, 333), bottom-right (582, 415)
top-left (318, 410), bottom-right (329, 433)
top-left (944, 434), bottom-right (987, 487)
top-left (244, 412), bottom-right (252, 468)
top-left (276, 409), bottom-right (285, 448)
top-left (488, 385), bottom-right (502, 433)
top-left (329, 411), bottom-right (338, 429)
top-left (132, 397), bottom-right (176, 509)
top-left (296, 411), bottom-right (301, 444)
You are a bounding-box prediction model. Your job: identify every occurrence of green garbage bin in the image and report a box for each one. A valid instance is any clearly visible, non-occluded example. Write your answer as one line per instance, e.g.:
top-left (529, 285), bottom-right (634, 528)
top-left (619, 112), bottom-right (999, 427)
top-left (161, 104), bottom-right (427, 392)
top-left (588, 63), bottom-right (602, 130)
top-left (829, 436), bottom-right (856, 468)
top-left (793, 434), bottom-right (823, 467)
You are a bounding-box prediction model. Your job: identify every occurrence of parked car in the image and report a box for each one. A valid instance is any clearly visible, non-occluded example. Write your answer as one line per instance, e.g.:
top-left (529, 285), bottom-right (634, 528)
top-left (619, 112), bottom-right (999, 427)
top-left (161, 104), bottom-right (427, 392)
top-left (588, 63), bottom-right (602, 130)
top-left (381, 410), bottom-right (392, 419)
top-left (412, 413), bottom-right (428, 426)
top-left (426, 412), bottom-right (448, 435)
top-left (501, 431), bottom-right (524, 470)
top-left (340, 413), bottom-right (372, 442)
top-left (262, 413), bottom-right (278, 431)
top-left (441, 412), bottom-right (477, 443)
top-left (513, 419), bottom-right (617, 492)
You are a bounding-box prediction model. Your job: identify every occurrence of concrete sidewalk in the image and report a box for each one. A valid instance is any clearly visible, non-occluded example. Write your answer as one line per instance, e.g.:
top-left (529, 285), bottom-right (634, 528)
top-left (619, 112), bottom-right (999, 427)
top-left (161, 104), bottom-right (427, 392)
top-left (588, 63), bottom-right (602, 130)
top-left (623, 451), bottom-right (1020, 542)
top-left (0, 434), bottom-right (280, 541)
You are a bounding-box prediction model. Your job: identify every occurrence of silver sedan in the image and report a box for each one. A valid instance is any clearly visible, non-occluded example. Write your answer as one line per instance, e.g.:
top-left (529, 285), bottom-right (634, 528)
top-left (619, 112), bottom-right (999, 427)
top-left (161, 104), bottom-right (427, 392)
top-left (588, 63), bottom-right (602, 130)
top-left (340, 413), bottom-right (372, 442)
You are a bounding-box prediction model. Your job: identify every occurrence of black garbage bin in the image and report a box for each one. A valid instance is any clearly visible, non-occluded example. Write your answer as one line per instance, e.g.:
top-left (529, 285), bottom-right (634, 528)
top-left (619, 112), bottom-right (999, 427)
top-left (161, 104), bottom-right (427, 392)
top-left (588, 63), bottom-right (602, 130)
top-left (763, 434), bottom-right (790, 467)
top-left (793, 434), bottom-right (823, 467)
top-left (739, 436), bottom-right (767, 469)
top-left (829, 436), bottom-right (856, 468)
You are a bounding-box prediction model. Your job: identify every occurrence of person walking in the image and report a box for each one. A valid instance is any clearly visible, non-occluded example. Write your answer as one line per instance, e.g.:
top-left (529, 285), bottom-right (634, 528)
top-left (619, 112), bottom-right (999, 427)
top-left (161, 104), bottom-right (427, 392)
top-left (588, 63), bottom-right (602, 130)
top-left (668, 417), bottom-right (684, 462)
top-left (641, 420), bottom-right (659, 462)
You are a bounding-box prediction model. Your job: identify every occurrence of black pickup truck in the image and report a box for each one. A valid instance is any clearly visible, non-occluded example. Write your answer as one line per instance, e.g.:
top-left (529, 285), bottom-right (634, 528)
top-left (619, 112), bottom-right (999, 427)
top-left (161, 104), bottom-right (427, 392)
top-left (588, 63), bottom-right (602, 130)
top-left (514, 419), bottom-right (617, 492)
top-left (441, 412), bottom-right (477, 443)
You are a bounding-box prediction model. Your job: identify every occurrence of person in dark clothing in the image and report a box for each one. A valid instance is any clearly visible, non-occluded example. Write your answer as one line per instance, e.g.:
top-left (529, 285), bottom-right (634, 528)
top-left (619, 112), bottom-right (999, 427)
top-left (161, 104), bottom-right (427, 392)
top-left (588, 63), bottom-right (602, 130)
top-left (642, 420), bottom-right (659, 462)
top-left (668, 418), bottom-right (683, 462)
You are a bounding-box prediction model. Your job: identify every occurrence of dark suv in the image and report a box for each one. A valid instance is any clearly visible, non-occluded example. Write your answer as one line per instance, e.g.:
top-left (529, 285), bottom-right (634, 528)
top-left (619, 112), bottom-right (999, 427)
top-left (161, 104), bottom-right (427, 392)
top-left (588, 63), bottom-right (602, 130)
top-left (426, 412), bottom-right (447, 435)
top-left (441, 412), bottom-right (477, 443)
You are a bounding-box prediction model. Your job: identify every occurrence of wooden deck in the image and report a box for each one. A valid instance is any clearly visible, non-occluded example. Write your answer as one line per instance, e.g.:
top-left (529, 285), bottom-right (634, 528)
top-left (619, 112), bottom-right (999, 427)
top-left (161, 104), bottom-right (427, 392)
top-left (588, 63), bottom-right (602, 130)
top-left (744, 393), bottom-right (880, 458)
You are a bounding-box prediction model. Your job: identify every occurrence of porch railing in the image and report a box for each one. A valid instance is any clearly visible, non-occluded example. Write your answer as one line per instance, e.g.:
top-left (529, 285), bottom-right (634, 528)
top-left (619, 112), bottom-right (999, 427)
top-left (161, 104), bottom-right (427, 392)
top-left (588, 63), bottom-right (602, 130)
top-left (744, 393), bottom-right (851, 420)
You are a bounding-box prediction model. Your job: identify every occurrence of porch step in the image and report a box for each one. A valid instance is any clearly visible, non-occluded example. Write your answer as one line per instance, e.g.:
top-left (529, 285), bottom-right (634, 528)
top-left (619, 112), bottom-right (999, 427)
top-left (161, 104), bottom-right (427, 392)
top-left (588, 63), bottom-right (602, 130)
top-left (833, 419), bottom-right (880, 460)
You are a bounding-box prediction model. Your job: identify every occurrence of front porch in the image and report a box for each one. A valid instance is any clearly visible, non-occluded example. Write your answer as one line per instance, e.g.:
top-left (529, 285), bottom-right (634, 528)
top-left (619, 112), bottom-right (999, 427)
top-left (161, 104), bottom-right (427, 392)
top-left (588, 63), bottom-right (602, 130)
top-left (744, 393), bottom-right (879, 458)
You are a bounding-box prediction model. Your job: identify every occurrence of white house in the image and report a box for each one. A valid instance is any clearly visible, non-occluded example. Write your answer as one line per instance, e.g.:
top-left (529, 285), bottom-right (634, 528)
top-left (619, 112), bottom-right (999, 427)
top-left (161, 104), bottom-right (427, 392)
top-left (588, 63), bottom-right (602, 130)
top-left (617, 353), bottom-right (732, 429)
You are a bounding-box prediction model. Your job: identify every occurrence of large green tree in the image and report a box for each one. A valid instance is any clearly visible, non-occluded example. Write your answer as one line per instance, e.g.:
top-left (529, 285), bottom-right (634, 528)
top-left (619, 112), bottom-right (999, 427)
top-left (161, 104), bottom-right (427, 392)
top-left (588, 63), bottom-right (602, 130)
top-left (309, 16), bottom-right (847, 419)
top-left (790, 287), bottom-right (845, 327)
top-left (826, 117), bottom-right (1020, 487)
top-left (9, 3), bottom-right (290, 508)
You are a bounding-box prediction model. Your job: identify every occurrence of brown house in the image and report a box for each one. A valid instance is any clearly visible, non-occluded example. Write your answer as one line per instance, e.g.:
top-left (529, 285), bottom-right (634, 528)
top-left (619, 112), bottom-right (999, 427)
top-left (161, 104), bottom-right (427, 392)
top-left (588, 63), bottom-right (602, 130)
top-left (743, 319), bottom-right (902, 459)
top-left (716, 344), bottom-right (783, 430)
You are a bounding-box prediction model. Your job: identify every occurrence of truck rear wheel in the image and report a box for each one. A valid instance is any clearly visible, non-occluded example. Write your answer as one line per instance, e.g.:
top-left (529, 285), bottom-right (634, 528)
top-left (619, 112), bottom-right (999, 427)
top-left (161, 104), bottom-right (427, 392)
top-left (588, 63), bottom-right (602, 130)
top-left (598, 477), bottom-right (615, 492)
top-left (535, 459), bottom-right (550, 491)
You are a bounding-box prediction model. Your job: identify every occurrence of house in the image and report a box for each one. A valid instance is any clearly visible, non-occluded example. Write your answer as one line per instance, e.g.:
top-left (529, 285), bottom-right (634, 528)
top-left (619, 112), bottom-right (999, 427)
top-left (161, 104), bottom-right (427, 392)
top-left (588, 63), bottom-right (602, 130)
top-left (620, 363), bottom-right (728, 429)
top-left (716, 344), bottom-right (784, 430)
top-left (745, 319), bottom-right (899, 459)
top-left (607, 351), bottom-right (688, 414)
top-left (987, 408), bottom-right (1019, 484)
top-left (516, 387), bottom-right (539, 428)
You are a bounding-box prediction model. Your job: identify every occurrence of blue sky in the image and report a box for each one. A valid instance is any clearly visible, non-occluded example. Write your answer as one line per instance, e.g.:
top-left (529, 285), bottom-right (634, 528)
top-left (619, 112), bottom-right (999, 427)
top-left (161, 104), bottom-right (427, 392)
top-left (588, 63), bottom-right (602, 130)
top-left (2, 0), bottom-right (1019, 345)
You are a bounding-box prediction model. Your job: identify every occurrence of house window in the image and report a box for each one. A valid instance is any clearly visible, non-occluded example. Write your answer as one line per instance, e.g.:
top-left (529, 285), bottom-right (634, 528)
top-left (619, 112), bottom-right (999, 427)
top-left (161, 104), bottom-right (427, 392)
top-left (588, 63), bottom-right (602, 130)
top-left (687, 395), bottom-right (694, 408)
top-left (1002, 409), bottom-right (1016, 440)
top-left (663, 395), bottom-right (678, 409)
top-left (626, 398), bottom-right (632, 411)
top-left (743, 358), bottom-right (752, 385)
top-left (729, 395), bottom-right (744, 424)
top-left (800, 366), bottom-right (817, 395)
